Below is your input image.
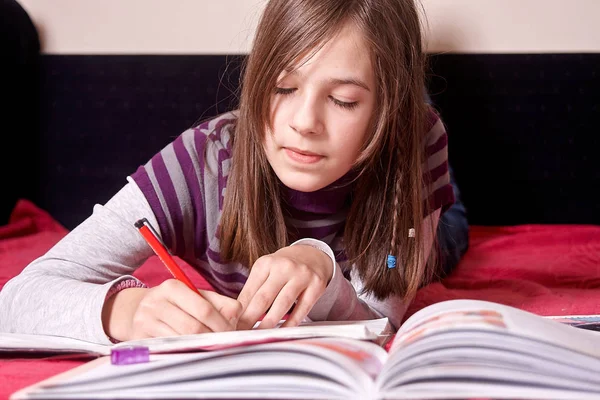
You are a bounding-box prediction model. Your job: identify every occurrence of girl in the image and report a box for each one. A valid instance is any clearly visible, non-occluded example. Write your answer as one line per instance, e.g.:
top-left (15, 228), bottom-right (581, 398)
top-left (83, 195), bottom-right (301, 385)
top-left (0, 0), bottom-right (460, 344)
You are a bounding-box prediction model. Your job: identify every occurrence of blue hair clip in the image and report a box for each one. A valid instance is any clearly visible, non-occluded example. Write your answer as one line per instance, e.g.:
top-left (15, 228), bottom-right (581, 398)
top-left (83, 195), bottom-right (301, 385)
top-left (386, 255), bottom-right (397, 269)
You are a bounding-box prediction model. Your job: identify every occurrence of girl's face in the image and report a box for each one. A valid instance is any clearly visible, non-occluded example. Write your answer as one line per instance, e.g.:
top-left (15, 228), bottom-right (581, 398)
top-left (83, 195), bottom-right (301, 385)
top-left (265, 23), bottom-right (376, 192)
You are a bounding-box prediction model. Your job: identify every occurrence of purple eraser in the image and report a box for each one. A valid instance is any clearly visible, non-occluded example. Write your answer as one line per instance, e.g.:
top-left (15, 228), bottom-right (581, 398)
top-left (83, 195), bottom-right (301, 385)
top-left (110, 346), bottom-right (150, 365)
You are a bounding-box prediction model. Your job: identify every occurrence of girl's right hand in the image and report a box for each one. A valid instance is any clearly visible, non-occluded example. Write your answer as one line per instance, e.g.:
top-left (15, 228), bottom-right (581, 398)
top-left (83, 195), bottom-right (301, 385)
top-left (102, 279), bottom-right (242, 341)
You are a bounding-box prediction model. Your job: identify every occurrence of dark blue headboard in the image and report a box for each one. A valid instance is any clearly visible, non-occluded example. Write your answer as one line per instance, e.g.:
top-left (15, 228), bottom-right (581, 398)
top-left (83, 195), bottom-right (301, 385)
top-left (33, 55), bottom-right (243, 229)
top-left (427, 53), bottom-right (599, 225)
top-left (11, 52), bottom-right (600, 229)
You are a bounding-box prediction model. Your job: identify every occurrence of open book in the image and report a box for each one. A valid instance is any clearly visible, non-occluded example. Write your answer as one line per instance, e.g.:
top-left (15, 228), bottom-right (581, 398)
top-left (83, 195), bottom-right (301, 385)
top-left (0, 318), bottom-right (391, 356)
top-left (545, 314), bottom-right (600, 331)
top-left (11, 299), bottom-right (600, 400)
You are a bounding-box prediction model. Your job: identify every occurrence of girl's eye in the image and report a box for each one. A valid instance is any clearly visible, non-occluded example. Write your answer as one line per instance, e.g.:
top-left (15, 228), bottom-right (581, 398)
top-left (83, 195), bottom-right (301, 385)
top-left (330, 97), bottom-right (358, 110)
top-left (274, 87), bottom-right (358, 110)
top-left (274, 87), bottom-right (296, 95)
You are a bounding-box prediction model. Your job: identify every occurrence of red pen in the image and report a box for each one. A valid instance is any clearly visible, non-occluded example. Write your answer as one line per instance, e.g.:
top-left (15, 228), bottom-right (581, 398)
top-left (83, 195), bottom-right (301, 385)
top-left (134, 218), bottom-right (200, 295)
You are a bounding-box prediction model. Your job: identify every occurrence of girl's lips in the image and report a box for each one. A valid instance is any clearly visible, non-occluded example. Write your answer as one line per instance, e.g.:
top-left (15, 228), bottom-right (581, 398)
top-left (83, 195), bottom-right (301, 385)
top-left (284, 147), bottom-right (324, 164)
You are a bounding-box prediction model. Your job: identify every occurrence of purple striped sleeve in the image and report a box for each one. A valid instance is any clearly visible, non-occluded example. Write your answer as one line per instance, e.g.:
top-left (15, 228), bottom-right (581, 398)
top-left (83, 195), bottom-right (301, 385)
top-left (193, 128), bottom-right (211, 257)
top-left (423, 108), bottom-right (455, 215)
top-left (131, 165), bottom-right (174, 250)
top-left (172, 135), bottom-right (206, 259)
top-left (151, 152), bottom-right (185, 254)
top-left (130, 127), bottom-right (209, 257)
top-left (130, 115), bottom-right (237, 261)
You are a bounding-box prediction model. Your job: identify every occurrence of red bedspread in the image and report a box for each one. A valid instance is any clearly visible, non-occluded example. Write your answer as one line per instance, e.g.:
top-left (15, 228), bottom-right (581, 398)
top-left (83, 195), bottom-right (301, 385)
top-left (408, 224), bottom-right (600, 319)
top-left (2, 200), bottom-right (600, 397)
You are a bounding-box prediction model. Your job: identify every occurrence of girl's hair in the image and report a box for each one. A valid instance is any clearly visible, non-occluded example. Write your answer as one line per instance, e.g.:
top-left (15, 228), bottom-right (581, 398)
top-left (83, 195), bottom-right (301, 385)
top-left (219, 0), bottom-right (436, 300)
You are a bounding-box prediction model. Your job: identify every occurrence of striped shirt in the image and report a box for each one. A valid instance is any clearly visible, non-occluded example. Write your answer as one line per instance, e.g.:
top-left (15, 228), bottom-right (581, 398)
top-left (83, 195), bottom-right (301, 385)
top-left (0, 108), bottom-right (454, 344)
top-left (130, 109), bottom-right (454, 299)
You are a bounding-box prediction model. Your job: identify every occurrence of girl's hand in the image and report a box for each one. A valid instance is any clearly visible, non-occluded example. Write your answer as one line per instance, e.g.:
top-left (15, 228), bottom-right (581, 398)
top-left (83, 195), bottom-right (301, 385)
top-left (102, 280), bottom-right (242, 341)
top-left (236, 245), bottom-right (333, 330)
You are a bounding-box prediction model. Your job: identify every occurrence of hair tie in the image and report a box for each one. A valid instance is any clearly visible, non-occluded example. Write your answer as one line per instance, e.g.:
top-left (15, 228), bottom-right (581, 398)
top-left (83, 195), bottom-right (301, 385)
top-left (386, 255), bottom-right (397, 269)
top-left (387, 228), bottom-right (416, 269)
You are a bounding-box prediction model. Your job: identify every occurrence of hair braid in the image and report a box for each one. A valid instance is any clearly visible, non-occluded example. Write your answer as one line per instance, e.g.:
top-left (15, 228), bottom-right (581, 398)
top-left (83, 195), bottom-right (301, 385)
top-left (387, 141), bottom-right (405, 271)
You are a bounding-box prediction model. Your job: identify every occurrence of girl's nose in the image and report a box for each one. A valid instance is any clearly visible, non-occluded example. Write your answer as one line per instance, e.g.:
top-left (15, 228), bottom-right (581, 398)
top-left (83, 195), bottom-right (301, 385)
top-left (289, 95), bottom-right (324, 135)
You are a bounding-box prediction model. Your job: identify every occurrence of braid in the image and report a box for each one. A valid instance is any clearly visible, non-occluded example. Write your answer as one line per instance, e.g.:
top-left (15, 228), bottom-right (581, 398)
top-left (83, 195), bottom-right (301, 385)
top-left (387, 147), bottom-right (403, 270)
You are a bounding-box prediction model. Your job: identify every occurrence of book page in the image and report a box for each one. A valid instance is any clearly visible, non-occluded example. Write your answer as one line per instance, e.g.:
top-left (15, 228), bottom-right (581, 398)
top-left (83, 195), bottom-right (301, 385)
top-left (375, 299), bottom-right (600, 399)
top-left (0, 317), bottom-right (390, 356)
top-left (114, 317), bottom-right (390, 353)
top-left (545, 314), bottom-right (600, 331)
top-left (0, 332), bottom-right (110, 355)
top-left (391, 299), bottom-right (600, 359)
top-left (12, 338), bottom-right (388, 400)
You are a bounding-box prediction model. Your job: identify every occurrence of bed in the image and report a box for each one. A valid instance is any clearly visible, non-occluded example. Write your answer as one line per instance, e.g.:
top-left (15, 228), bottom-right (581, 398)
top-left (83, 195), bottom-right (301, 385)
top-left (1, 7), bottom-right (599, 396)
top-left (2, 200), bottom-right (600, 396)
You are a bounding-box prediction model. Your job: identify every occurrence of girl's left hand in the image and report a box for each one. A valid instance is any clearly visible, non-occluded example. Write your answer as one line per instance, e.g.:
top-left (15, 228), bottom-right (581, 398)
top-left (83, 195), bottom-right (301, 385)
top-left (236, 245), bottom-right (333, 330)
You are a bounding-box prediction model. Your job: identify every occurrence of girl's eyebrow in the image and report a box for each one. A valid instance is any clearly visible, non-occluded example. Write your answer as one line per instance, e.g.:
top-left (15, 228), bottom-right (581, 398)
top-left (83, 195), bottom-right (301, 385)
top-left (327, 77), bottom-right (371, 92)
top-left (283, 69), bottom-right (371, 92)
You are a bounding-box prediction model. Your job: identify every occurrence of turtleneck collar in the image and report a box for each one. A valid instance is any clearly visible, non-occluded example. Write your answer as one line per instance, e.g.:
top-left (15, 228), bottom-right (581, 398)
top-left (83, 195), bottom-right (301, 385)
top-left (280, 170), bottom-right (357, 216)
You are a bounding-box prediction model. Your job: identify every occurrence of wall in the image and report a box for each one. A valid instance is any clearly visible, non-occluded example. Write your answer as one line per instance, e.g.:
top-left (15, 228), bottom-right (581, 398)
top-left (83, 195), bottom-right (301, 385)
top-left (17, 0), bottom-right (600, 54)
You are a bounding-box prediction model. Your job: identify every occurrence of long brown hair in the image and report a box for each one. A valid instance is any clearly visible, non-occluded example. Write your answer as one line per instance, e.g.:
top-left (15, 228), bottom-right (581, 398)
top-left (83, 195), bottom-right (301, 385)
top-left (219, 0), bottom-right (435, 300)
